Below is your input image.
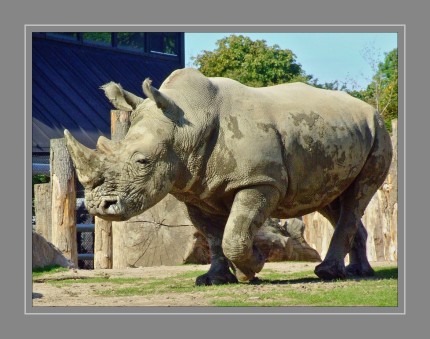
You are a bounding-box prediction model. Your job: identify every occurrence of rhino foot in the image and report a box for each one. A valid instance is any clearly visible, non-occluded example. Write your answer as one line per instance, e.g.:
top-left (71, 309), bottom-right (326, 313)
top-left (314, 260), bottom-right (347, 280)
top-left (195, 271), bottom-right (238, 286)
top-left (346, 263), bottom-right (375, 277)
top-left (230, 247), bottom-right (266, 282)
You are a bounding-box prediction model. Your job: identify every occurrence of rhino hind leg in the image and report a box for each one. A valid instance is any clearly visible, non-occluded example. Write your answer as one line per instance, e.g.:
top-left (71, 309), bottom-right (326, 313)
top-left (185, 204), bottom-right (238, 286)
top-left (317, 205), bottom-right (374, 278)
top-left (345, 222), bottom-right (375, 277)
top-left (315, 125), bottom-right (392, 280)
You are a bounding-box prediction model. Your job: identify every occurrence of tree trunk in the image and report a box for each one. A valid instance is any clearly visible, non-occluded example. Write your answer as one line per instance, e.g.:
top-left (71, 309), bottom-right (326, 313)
top-left (113, 194), bottom-right (197, 268)
top-left (50, 138), bottom-right (78, 266)
top-left (95, 110), bottom-right (132, 269)
top-left (34, 183), bottom-right (52, 242)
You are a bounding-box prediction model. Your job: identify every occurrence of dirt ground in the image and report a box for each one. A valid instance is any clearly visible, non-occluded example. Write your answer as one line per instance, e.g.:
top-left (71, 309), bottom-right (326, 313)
top-left (32, 261), bottom-right (396, 307)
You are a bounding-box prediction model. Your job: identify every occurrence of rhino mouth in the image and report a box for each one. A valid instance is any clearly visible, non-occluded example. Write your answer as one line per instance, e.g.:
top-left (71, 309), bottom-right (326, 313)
top-left (86, 196), bottom-right (126, 221)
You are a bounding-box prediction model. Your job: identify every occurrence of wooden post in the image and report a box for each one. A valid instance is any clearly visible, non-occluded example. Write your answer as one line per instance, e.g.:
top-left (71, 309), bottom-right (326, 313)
top-left (111, 110), bottom-right (132, 268)
top-left (94, 110), bottom-right (131, 269)
top-left (34, 183), bottom-right (52, 242)
top-left (50, 138), bottom-right (78, 266)
top-left (111, 110), bottom-right (131, 141)
top-left (94, 218), bottom-right (113, 268)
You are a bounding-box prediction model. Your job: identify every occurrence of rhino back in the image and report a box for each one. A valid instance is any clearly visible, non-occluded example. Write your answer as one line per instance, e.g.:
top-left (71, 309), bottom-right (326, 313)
top-left (205, 79), bottom-right (379, 217)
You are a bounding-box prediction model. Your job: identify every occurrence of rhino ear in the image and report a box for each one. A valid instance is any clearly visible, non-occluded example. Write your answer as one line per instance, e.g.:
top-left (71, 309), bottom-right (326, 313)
top-left (142, 78), bottom-right (182, 124)
top-left (101, 82), bottom-right (144, 111)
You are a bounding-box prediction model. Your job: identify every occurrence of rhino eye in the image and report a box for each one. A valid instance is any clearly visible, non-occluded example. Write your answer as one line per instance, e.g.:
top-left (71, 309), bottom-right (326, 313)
top-left (136, 158), bottom-right (150, 165)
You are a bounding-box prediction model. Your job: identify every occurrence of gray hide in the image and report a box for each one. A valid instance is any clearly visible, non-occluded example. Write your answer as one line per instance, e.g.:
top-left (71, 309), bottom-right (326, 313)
top-left (65, 68), bottom-right (392, 284)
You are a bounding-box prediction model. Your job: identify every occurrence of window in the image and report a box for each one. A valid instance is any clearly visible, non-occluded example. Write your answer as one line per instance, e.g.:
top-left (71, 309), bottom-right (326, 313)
top-left (39, 32), bottom-right (181, 58)
top-left (46, 32), bottom-right (78, 41)
top-left (83, 33), bottom-right (112, 46)
top-left (117, 33), bottom-right (146, 52)
top-left (149, 33), bottom-right (178, 56)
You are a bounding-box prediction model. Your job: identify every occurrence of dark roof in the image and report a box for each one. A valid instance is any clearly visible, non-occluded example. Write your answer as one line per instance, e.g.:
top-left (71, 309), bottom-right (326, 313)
top-left (32, 36), bottom-right (184, 153)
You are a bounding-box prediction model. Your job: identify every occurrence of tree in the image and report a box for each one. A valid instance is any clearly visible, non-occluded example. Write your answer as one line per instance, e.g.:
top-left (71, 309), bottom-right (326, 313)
top-left (347, 48), bottom-right (398, 132)
top-left (312, 80), bottom-right (348, 91)
top-left (192, 35), bottom-right (312, 87)
top-left (371, 48), bottom-right (398, 131)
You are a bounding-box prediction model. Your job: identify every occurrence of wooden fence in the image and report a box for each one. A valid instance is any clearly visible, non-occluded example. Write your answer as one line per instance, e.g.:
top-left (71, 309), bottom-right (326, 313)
top-left (33, 110), bottom-right (131, 269)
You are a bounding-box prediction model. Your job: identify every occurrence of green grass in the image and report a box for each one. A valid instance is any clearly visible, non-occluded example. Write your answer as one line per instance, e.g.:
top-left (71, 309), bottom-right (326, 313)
top-left (38, 265), bottom-right (398, 307)
top-left (32, 265), bottom-right (69, 279)
top-left (52, 277), bottom-right (142, 285)
top-left (97, 271), bottom-right (213, 296)
top-left (210, 267), bottom-right (398, 307)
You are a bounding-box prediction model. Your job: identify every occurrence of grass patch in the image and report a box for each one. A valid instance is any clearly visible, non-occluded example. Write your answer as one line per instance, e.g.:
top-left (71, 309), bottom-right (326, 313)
top-left (259, 268), bottom-right (318, 281)
top-left (96, 271), bottom-right (209, 297)
top-left (210, 266), bottom-right (398, 307)
top-left (37, 265), bottom-right (398, 307)
top-left (50, 277), bottom-right (143, 285)
top-left (32, 265), bottom-right (69, 279)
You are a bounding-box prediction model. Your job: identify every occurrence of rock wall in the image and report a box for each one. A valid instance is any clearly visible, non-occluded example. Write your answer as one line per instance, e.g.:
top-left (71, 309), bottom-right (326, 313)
top-left (303, 119), bottom-right (398, 262)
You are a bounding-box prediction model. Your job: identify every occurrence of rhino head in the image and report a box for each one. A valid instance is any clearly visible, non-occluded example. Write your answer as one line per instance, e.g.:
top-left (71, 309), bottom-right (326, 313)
top-left (64, 79), bottom-right (185, 221)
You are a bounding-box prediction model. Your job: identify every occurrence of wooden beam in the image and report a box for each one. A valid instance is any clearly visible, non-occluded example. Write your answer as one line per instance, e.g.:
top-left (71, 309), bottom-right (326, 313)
top-left (50, 138), bottom-right (78, 266)
top-left (94, 110), bottom-right (131, 269)
top-left (34, 183), bottom-right (52, 242)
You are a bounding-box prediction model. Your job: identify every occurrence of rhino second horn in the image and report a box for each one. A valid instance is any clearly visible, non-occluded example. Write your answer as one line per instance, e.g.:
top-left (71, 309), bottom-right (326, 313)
top-left (64, 129), bottom-right (102, 186)
top-left (97, 135), bottom-right (117, 155)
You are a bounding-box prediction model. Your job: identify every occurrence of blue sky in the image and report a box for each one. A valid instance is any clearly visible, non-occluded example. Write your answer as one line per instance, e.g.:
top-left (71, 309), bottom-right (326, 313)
top-left (185, 33), bottom-right (397, 90)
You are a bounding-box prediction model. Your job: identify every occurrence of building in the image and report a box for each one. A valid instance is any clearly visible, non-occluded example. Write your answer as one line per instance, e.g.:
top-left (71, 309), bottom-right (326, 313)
top-left (32, 32), bottom-right (185, 166)
top-left (32, 32), bottom-right (185, 268)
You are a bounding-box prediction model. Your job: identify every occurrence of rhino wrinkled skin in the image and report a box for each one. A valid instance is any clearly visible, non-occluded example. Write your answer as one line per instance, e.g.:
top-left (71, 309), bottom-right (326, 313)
top-left (65, 68), bottom-right (392, 284)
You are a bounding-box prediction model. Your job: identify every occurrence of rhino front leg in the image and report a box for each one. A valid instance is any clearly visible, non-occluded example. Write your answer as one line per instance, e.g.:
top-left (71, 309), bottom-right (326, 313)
top-left (185, 204), bottom-right (238, 286)
top-left (222, 186), bottom-right (280, 282)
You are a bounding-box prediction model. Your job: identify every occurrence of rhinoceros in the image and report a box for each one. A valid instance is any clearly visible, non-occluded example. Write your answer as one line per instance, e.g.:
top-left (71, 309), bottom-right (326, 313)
top-left (64, 68), bottom-right (392, 284)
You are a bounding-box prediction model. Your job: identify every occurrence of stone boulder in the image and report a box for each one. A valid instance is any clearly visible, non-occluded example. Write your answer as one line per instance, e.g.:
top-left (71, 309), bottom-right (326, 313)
top-left (32, 231), bottom-right (75, 269)
top-left (283, 218), bottom-right (322, 262)
top-left (185, 217), bottom-right (321, 264)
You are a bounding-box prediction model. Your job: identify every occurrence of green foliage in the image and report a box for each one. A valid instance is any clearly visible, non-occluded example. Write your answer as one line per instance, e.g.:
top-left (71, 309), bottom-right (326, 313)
top-left (83, 32), bottom-right (112, 44)
top-left (32, 174), bottom-right (49, 186)
top-left (32, 265), bottom-right (68, 279)
top-left (348, 48), bottom-right (398, 132)
top-left (311, 79), bottom-right (348, 91)
top-left (192, 35), bottom-right (312, 87)
top-left (117, 32), bottom-right (145, 50)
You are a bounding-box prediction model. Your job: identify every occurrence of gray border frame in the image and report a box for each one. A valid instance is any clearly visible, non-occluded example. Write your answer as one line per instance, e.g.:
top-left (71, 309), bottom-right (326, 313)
top-left (4, 0), bottom-right (429, 337)
top-left (25, 25), bottom-right (404, 315)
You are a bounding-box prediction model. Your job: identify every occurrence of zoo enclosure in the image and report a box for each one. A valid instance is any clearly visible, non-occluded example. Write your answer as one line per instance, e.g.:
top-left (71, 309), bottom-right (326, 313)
top-left (33, 113), bottom-right (398, 269)
top-left (33, 110), bottom-right (131, 269)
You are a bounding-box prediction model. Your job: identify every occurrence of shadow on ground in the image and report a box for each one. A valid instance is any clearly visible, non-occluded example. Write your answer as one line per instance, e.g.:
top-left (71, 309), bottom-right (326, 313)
top-left (252, 267), bottom-right (398, 285)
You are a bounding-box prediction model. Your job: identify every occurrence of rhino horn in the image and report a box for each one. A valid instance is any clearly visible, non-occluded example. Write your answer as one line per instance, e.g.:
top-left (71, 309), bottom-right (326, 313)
top-left (142, 78), bottom-right (183, 124)
top-left (64, 129), bottom-right (103, 186)
top-left (96, 135), bottom-right (118, 155)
